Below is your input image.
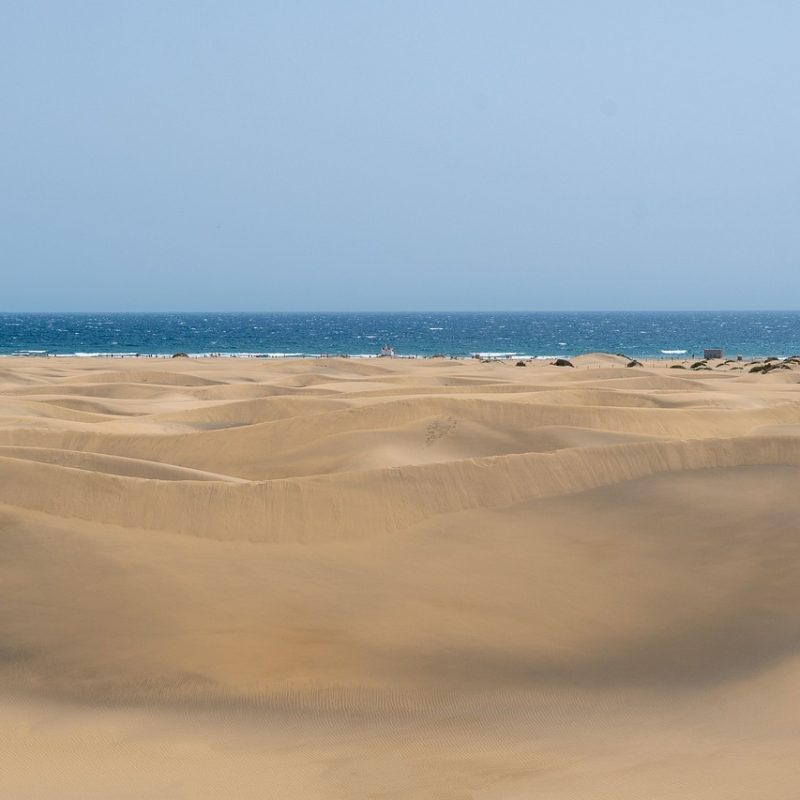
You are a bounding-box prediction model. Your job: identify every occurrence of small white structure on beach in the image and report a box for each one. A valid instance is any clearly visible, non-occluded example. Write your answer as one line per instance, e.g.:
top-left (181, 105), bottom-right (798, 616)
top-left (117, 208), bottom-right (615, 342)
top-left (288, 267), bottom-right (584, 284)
top-left (378, 344), bottom-right (395, 358)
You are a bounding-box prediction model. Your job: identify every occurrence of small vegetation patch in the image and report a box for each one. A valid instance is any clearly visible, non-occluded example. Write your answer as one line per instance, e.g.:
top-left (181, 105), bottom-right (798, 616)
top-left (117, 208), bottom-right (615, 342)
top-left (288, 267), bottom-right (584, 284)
top-left (748, 363), bottom-right (789, 373)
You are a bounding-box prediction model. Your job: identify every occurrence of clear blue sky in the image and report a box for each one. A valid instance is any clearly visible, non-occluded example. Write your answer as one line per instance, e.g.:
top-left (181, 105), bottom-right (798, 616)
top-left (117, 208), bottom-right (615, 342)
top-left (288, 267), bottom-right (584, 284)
top-left (2, 1), bottom-right (798, 311)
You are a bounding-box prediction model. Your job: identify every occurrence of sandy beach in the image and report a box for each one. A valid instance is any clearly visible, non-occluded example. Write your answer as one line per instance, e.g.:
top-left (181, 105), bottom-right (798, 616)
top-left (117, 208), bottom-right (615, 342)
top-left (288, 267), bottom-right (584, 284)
top-left (2, 352), bottom-right (799, 798)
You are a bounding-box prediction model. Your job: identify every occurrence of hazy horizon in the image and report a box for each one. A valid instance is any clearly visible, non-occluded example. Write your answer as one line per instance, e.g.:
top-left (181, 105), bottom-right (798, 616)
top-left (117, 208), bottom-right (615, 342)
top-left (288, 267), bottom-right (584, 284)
top-left (4, 2), bottom-right (799, 312)
top-left (5, 307), bottom-right (800, 314)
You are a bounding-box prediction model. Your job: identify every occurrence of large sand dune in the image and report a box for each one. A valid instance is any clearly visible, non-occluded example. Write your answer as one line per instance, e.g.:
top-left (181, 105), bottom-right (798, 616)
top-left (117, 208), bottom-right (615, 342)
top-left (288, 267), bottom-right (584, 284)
top-left (2, 355), bottom-right (799, 798)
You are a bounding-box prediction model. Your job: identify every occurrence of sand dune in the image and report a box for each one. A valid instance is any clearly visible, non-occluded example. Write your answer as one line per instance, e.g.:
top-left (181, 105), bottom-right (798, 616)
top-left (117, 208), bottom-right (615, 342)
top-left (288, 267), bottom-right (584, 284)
top-left (0, 446), bottom-right (246, 481)
top-left (59, 368), bottom-right (225, 386)
top-left (2, 355), bottom-right (800, 798)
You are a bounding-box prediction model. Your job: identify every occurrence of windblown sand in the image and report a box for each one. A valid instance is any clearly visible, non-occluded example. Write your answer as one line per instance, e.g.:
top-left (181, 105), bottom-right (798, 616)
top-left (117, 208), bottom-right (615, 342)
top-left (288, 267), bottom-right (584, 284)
top-left (2, 354), bottom-right (799, 798)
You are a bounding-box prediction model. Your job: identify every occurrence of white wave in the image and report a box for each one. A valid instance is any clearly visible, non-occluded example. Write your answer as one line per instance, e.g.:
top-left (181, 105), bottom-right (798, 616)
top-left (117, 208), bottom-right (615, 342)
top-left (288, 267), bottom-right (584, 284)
top-left (206, 352), bottom-right (309, 358)
top-left (68, 352), bottom-right (142, 358)
top-left (660, 349), bottom-right (687, 354)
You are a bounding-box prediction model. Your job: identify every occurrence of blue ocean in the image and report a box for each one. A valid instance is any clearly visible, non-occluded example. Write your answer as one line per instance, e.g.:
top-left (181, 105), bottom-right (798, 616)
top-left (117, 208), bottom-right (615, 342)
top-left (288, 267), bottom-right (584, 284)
top-left (1, 311), bottom-right (800, 359)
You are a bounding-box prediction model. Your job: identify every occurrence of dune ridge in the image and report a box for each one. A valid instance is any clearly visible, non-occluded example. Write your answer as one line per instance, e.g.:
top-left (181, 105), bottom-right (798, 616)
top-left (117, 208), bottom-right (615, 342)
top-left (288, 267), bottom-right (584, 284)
top-left (1, 435), bottom-right (799, 542)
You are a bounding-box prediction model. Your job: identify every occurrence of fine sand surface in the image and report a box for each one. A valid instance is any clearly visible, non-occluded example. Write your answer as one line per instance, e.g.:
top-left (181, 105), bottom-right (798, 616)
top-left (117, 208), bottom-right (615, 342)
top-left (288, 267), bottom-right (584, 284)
top-left (2, 353), bottom-right (800, 798)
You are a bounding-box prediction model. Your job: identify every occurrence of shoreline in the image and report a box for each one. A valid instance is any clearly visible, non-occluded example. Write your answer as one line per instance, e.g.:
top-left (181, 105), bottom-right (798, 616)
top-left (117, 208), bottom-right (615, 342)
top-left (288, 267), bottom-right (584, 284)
top-left (1, 350), bottom-right (794, 364)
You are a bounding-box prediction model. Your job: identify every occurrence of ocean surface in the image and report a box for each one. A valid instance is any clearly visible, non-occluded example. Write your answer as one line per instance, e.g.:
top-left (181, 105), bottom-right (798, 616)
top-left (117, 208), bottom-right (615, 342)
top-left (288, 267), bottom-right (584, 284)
top-left (2, 311), bottom-right (800, 359)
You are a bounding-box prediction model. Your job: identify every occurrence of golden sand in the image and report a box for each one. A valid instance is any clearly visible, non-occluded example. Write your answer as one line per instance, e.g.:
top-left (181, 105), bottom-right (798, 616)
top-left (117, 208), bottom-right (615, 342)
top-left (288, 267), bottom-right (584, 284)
top-left (2, 354), bottom-right (799, 798)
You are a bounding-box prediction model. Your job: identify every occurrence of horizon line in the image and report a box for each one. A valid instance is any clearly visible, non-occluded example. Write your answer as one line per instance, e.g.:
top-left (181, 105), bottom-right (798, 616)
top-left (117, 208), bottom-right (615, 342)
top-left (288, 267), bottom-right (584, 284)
top-left (4, 309), bottom-right (800, 315)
